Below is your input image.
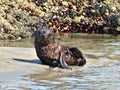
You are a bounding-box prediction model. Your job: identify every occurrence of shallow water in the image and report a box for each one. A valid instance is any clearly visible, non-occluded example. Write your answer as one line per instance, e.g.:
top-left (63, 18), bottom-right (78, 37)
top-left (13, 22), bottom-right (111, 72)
top-left (0, 34), bottom-right (120, 90)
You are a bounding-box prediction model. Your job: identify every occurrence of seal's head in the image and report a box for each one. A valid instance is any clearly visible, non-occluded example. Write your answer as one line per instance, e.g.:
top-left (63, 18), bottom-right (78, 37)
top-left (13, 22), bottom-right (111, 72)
top-left (35, 26), bottom-right (55, 45)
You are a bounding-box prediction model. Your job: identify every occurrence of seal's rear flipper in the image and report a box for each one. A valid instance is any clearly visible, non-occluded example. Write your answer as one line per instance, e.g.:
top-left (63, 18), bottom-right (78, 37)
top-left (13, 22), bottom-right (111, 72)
top-left (69, 47), bottom-right (83, 58)
top-left (60, 52), bottom-right (72, 70)
top-left (69, 47), bottom-right (86, 66)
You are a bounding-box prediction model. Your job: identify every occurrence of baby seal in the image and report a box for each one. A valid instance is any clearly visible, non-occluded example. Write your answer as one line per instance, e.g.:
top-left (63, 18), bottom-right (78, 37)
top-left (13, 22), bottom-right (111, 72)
top-left (34, 26), bottom-right (86, 69)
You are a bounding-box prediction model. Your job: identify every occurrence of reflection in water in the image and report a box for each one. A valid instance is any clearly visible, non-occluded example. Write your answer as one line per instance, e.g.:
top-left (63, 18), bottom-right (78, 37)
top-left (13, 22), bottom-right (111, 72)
top-left (0, 35), bottom-right (120, 90)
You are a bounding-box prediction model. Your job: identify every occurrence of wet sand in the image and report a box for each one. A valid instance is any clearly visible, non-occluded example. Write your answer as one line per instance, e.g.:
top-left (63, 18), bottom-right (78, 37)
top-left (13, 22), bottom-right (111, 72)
top-left (0, 47), bottom-right (49, 89)
top-left (0, 47), bottom-right (43, 73)
top-left (0, 47), bottom-right (84, 89)
top-left (0, 35), bottom-right (120, 90)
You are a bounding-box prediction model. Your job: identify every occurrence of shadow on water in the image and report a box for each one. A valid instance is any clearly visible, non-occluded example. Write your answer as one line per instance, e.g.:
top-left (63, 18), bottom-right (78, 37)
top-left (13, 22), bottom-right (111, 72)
top-left (13, 58), bottom-right (42, 64)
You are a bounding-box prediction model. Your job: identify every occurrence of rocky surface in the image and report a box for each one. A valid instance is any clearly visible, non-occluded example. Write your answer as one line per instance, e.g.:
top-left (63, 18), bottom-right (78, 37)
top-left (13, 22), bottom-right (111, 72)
top-left (0, 0), bottom-right (120, 40)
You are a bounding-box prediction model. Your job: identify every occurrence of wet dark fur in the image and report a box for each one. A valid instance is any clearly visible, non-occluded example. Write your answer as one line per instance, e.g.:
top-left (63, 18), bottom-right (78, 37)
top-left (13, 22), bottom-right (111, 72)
top-left (34, 26), bottom-right (86, 69)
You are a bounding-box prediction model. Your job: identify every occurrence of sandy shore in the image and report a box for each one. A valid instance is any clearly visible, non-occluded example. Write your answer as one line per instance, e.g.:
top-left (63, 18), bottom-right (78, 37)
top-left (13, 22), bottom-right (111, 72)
top-left (0, 47), bottom-right (58, 89)
top-left (0, 47), bottom-right (50, 87)
top-left (0, 46), bottom-right (82, 74)
top-left (0, 47), bottom-right (83, 89)
top-left (0, 47), bottom-right (48, 73)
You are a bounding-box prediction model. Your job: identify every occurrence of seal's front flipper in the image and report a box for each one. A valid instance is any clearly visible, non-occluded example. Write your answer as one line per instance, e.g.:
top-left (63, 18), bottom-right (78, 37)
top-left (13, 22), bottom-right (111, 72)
top-left (60, 52), bottom-right (72, 70)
